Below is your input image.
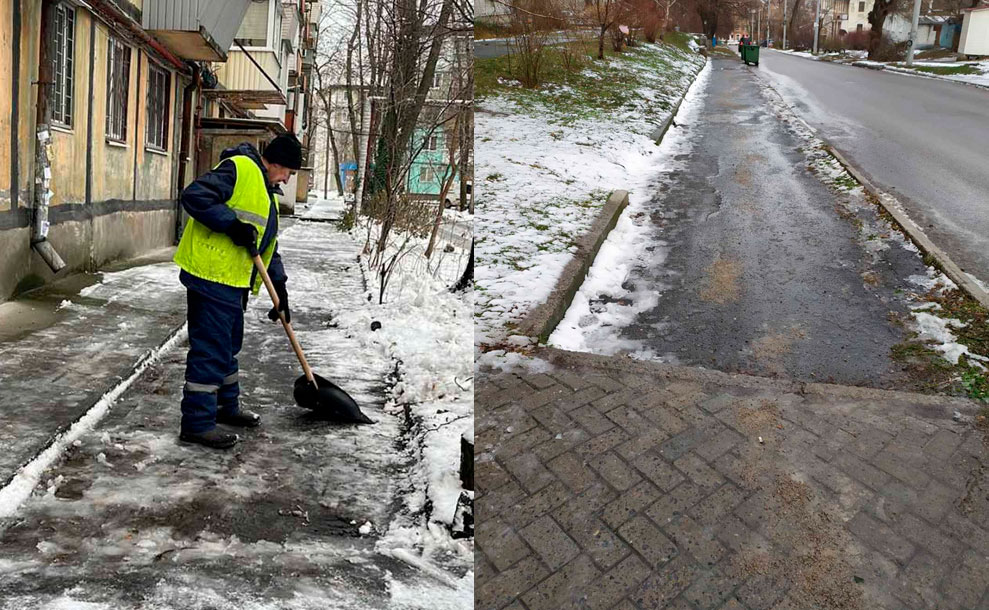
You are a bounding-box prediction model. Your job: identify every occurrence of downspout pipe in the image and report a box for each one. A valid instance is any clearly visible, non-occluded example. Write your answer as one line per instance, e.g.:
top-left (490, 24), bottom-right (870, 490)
top-left (175, 65), bottom-right (201, 242)
top-left (33, 0), bottom-right (66, 273)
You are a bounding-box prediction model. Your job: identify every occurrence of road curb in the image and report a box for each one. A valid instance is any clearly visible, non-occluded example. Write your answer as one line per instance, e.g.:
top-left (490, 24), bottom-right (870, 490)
top-left (650, 60), bottom-right (708, 144)
top-left (516, 190), bottom-right (630, 341)
top-left (825, 145), bottom-right (989, 310)
top-left (537, 346), bottom-right (983, 413)
top-left (0, 322), bottom-right (188, 519)
top-left (517, 58), bottom-right (708, 342)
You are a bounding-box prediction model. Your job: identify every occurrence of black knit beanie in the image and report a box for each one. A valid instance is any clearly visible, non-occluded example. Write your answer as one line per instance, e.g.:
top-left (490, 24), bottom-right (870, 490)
top-left (262, 134), bottom-right (303, 170)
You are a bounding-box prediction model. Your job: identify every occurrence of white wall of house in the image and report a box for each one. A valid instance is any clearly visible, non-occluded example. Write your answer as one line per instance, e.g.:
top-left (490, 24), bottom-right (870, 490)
top-left (885, 14), bottom-right (939, 46)
top-left (959, 7), bottom-right (989, 55)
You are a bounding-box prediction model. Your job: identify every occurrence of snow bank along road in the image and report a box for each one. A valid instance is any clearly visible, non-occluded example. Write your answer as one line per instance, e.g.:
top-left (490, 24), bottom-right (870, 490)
top-left (552, 57), bottom-right (960, 388)
top-left (757, 49), bottom-right (989, 286)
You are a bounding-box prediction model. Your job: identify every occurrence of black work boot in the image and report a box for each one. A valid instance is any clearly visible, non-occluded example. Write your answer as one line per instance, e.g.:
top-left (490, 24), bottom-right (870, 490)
top-left (216, 409), bottom-right (262, 428)
top-left (179, 428), bottom-right (239, 449)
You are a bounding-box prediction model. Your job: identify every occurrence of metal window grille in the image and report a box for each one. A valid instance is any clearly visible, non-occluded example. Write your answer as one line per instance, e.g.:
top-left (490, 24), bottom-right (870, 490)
top-left (106, 37), bottom-right (131, 142)
top-left (52, 4), bottom-right (75, 126)
top-left (146, 64), bottom-right (170, 150)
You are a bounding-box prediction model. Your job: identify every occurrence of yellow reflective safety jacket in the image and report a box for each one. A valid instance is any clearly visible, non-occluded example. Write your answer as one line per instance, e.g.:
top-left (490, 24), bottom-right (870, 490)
top-left (174, 155), bottom-right (278, 294)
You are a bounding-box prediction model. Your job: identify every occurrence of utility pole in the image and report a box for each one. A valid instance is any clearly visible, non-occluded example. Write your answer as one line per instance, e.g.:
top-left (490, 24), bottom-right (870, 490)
top-left (783, 0), bottom-right (787, 49)
top-left (758, 5), bottom-right (762, 42)
top-left (766, 0), bottom-right (770, 44)
top-left (905, 0), bottom-right (923, 66)
top-left (813, 0), bottom-right (821, 54)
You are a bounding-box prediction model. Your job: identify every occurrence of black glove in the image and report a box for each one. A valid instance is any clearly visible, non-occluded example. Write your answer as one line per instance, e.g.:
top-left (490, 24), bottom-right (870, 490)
top-left (225, 220), bottom-right (258, 256)
top-left (268, 281), bottom-right (290, 323)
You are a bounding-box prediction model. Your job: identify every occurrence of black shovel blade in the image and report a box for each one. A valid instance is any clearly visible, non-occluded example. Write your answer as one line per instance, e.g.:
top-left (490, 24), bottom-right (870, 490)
top-left (294, 373), bottom-right (373, 424)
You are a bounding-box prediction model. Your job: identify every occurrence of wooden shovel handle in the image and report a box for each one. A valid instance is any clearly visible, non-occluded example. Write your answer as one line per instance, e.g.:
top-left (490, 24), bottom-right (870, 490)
top-left (252, 254), bottom-right (316, 385)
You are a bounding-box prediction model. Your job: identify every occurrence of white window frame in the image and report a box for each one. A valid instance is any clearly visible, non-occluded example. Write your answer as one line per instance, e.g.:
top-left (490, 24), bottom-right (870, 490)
top-left (52, 3), bottom-right (75, 127)
top-left (146, 63), bottom-right (170, 151)
top-left (431, 71), bottom-right (443, 89)
top-left (106, 36), bottom-right (131, 143)
top-left (427, 135), bottom-right (439, 151)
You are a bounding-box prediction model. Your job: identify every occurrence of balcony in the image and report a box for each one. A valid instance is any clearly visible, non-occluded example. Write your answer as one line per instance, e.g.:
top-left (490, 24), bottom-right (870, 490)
top-left (143, 0), bottom-right (253, 61)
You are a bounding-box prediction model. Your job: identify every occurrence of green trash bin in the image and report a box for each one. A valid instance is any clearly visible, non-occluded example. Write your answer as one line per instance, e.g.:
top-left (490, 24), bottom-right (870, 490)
top-left (741, 44), bottom-right (760, 66)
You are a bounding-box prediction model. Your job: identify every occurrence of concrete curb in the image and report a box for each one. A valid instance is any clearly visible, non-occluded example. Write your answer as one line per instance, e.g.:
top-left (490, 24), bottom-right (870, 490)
top-left (516, 190), bottom-right (630, 341)
top-left (825, 145), bottom-right (989, 311)
top-left (650, 60), bottom-right (708, 144)
top-left (538, 346), bottom-right (984, 413)
top-left (516, 58), bottom-right (708, 342)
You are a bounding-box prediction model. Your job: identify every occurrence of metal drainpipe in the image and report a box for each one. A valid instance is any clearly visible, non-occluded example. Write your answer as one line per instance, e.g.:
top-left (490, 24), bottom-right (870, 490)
top-left (32, 0), bottom-right (66, 273)
top-left (175, 66), bottom-right (201, 242)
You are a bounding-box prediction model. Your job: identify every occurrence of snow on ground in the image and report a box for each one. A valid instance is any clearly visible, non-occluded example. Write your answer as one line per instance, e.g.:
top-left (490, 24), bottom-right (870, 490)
top-left (548, 62), bottom-right (712, 357)
top-left (317, 195), bottom-right (474, 589)
top-left (475, 42), bottom-right (706, 350)
top-left (776, 48), bottom-right (989, 87)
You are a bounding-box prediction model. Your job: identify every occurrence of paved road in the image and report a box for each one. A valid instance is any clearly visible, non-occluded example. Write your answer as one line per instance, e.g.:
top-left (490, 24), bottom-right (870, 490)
top-left (475, 33), bottom-right (580, 59)
top-left (554, 58), bottom-right (925, 387)
top-left (757, 50), bottom-right (989, 283)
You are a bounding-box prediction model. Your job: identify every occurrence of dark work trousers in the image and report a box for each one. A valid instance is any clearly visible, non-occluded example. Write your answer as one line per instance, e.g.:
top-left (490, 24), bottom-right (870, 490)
top-left (180, 289), bottom-right (244, 434)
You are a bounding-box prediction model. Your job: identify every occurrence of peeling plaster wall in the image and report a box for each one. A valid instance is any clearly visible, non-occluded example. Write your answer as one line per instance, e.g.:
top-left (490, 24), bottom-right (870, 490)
top-left (0, 1), bottom-right (186, 303)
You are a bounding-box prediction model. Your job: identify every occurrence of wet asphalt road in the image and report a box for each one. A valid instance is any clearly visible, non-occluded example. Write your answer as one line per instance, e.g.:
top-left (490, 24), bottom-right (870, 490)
top-left (757, 50), bottom-right (989, 283)
top-left (621, 58), bottom-right (924, 386)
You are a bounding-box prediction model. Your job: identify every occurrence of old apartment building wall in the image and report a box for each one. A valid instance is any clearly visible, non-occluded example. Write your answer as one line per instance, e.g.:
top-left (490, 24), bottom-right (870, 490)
top-left (0, 0), bottom-right (186, 302)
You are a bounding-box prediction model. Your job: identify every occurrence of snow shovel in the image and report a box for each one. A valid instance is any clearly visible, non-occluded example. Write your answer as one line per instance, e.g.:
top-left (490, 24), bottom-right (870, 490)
top-left (252, 254), bottom-right (373, 424)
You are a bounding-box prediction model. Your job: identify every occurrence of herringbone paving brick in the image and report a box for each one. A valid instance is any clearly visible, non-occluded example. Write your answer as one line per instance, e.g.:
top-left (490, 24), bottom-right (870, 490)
top-left (476, 348), bottom-right (989, 609)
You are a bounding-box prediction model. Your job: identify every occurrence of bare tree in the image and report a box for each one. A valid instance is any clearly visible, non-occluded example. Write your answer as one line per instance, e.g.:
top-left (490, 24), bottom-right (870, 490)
top-left (867, 0), bottom-right (903, 58)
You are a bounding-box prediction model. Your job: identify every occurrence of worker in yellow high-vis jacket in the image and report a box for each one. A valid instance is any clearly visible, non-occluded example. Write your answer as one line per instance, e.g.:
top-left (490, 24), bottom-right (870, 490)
top-left (173, 134), bottom-right (302, 449)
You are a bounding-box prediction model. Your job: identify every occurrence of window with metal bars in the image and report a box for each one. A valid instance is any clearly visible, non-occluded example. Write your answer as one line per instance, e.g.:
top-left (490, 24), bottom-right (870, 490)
top-left (106, 37), bottom-right (131, 142)
top-left (52, 4), bottom-right (75, 127)
top-left (146, 64), bottom-right (170, 151)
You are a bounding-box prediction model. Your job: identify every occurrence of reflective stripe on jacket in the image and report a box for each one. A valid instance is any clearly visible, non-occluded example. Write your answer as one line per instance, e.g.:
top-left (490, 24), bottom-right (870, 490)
top-left (174, 155), bottom-right (278, 294)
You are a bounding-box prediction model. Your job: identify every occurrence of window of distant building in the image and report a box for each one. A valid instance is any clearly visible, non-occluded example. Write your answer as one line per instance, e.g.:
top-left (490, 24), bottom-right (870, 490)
top-left (431, 71), bottom-right (443, 89)
top-left (146, 64), bottom-right (171, 151)
top-left (859, 2), bottom-right (865, 11)
top-left (427, 135), bottom-right (439, 151)
top-left (106, 37), bottom-right (131, 142)
top-left (857, 23), bottom-right (864, 31)
top-left (52, 3), bottom-right (75, 127)
top-left (420, 166), bottom-right (435, 182)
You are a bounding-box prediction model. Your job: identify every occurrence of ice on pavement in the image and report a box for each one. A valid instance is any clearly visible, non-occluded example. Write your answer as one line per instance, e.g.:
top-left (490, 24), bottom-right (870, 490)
top-left (0, 198), bottom-right (472, 608)
top-left (549, 62), bottom-right (712, 357)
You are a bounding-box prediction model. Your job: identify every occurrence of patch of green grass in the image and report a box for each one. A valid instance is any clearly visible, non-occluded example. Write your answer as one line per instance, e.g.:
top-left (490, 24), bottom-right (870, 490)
top-left (908, 64), bottom-right (981, 76)
top-left (894, 286), bottom-right (989, 401)
top-left (476, 35), bottom-right (703, 125)
top-left (661, 31), bottom-right (695, 53)
top-left (962, 369), bottom-right (989, 403)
